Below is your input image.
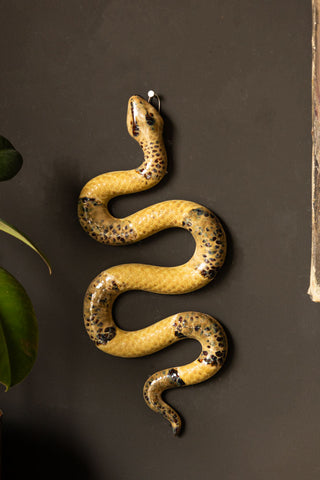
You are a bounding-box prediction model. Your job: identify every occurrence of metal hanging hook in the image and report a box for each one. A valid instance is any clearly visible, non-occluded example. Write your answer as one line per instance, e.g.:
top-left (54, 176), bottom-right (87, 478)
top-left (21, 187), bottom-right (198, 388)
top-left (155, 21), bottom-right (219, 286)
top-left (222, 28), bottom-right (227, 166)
top-left (147, 90), bottom-right (161, 112)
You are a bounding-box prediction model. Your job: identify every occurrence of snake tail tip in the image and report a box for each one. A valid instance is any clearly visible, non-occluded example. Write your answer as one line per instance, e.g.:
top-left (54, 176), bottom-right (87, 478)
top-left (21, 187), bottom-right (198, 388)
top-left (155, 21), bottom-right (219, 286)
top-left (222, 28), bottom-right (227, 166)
top-left (172, 424), bottom-right (181, 436)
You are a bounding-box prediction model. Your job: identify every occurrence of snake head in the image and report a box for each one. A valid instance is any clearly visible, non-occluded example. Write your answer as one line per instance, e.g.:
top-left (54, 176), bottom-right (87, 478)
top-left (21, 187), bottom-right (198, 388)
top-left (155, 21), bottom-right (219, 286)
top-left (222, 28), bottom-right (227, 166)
top-left (127, 95), bottom-right (164, 141)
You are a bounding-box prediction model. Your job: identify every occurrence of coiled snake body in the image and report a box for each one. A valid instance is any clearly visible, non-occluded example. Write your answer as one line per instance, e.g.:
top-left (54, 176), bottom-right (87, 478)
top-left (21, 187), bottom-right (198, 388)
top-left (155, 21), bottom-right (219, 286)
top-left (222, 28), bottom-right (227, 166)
top-left (78, 94), bottom-right (227, 435)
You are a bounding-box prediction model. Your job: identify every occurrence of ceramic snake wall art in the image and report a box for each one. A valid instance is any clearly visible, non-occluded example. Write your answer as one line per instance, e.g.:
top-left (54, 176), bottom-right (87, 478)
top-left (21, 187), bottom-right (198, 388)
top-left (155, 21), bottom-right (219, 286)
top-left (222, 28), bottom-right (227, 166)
top-left (78, 93), bottom-right (228, 435)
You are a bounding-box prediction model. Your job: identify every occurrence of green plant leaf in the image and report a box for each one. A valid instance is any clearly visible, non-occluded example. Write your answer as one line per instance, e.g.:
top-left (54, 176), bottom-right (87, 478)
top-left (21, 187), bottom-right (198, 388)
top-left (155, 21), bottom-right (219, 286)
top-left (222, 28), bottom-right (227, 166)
top-left (0, 267), bottom-right (38, 390)
top-left (0, 136), bottom-right (23, 181)
top-left (0, 218), bottom-right (52, 274)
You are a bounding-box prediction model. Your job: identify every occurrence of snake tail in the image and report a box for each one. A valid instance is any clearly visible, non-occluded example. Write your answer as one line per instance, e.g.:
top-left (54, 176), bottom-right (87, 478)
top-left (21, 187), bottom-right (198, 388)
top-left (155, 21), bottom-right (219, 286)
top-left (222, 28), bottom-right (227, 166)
top-left (142, 312), bottom-right (227, 435)
top-left (78, 94), bottom-right (228, 434)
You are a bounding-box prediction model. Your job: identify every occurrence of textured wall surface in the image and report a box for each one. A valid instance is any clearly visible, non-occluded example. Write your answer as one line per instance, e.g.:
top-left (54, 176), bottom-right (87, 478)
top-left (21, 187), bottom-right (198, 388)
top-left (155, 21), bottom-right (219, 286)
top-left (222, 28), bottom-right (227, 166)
top-left (0, 1), bottom-right (315, 479)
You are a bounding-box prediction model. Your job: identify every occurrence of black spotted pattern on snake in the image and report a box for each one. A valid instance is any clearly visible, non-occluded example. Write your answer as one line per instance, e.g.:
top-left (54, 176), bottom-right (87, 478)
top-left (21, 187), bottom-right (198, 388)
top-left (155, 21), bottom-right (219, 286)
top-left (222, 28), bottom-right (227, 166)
top-left (78, 94), bottom-right (228, 435)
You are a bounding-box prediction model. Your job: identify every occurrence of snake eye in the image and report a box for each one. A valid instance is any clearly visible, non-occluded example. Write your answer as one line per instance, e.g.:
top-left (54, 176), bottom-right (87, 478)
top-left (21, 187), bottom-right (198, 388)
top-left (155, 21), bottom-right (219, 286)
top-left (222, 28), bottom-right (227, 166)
top-left (145, 112), bottom-right (155, 126)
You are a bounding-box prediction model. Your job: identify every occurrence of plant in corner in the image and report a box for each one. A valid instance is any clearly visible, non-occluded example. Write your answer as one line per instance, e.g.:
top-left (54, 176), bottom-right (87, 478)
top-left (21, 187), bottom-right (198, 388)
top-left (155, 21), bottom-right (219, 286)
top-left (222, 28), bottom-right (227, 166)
top-left (0, 135), bottom-right (51, 392)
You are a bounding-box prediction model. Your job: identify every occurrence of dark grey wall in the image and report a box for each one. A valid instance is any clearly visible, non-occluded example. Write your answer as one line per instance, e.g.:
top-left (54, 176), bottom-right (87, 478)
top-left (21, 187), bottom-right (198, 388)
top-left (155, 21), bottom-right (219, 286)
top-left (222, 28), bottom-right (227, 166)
top-left (0, 1), bottom-right (315, 479)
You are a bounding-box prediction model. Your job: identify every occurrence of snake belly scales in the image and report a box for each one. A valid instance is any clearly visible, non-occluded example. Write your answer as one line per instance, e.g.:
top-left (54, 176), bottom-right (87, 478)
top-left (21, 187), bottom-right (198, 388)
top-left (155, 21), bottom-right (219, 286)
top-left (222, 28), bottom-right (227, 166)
top-left (78, 94), bottom-right (228, 435)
